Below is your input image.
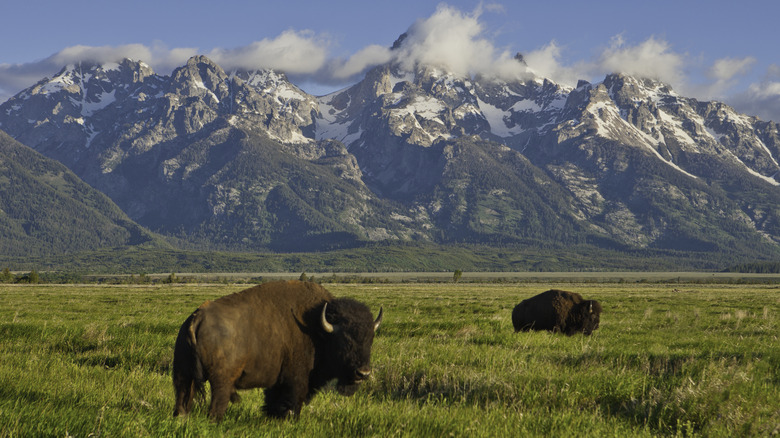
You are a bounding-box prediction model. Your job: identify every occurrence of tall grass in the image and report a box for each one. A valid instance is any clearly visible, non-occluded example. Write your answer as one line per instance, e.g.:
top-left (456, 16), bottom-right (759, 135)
top-left (0, 283), bottom-right (778, 437)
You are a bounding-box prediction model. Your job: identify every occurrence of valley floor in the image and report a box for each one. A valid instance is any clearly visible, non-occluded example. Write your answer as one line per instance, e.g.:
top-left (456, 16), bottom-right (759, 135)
top-left (1, 282), bottom-right (778, 436)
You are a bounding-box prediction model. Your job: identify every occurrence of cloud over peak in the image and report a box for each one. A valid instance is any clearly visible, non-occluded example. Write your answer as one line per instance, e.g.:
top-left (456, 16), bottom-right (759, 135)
top-left (392, 4), bottom-right (513, 77)
top-left (206, 30), bottom-right (330, 75)
top-left (1, 3), bottom-right (778, 121)
top-left (597, 36), bottom-right (686, 87)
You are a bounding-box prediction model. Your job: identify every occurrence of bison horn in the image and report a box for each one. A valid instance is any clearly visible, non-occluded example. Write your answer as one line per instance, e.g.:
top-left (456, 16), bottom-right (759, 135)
top-left (374, 307), bottom-right (383, 332)
top-left (321, 303), bottom-right (336, 333)
top-left (589, 302), bottom-right (593, 314)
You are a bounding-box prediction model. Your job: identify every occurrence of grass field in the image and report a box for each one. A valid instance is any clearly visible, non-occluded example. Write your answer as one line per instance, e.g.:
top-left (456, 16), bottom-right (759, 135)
top-left (1, 282), bottom-right (778, 437)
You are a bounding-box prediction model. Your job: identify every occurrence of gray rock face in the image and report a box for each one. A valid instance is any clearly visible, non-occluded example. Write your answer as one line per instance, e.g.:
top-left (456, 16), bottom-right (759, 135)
top-left (2, 54), bottom-right (780, 256)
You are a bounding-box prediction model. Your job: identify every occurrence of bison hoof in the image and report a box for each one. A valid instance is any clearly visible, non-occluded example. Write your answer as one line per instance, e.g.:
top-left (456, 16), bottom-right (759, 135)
top-left (264, 404), bottom-right (298, 419)
top-left (336, 383), bottom-right (360, 396)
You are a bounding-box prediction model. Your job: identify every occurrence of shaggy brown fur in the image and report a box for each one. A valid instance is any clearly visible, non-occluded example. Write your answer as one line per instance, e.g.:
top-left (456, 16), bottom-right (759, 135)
top-left (511, 289), bottom-right (601, 335)
top-left (172, 280), bottom-right (382, 421)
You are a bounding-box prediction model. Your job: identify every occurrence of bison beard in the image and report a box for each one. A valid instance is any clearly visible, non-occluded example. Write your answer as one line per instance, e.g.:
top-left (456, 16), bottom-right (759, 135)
top-left (172, 280), bottom-right (382, 421)
top-left (511, 289), bottom-right (602, 335)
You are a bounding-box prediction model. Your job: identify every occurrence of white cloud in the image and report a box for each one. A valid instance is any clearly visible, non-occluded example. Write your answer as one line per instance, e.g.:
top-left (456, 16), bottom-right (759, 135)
top-left (150, 43), bottom-right (200, 73)
top-left (394, 4), bottom-right (492, 75)
top-left (329, 45), bottom-right (393, 80)
top-left (50, 44), bottom-right (153, 65)
top-left (697, 56), bottom-right (757, 99)
top-left (522, 42), bottom-right (585, 86)
top-left (206, 30), bottom-right (329, 74)
top-left (597, 36), bottom-right (686, 87)
top-left (0, 43), bottom-right (199, 102)
top-left (0, 32), bottom-right (333, 102)
top-left (709, 57), bottom-right (756, 83)
top-left (0, 8), bottom-right (687, 104)
top-left (727, 65), bottom-right (780, 122)
top-left (0, 62), bottom-right (57, 100)
top-left (0, 2), bottom-right (776, 121)
top-left (388, 4), bottom-right (529, 80)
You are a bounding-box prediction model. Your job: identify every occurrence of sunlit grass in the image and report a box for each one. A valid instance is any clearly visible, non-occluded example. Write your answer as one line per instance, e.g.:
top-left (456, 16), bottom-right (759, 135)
top-left (0, 282), bottom-right (778, 436)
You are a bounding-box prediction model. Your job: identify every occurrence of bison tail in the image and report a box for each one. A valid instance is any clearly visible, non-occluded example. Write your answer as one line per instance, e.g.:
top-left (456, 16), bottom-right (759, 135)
top-left (187, 310), bottom-right (207, 396)
top-left (172, 312), bottom-right (207, 415)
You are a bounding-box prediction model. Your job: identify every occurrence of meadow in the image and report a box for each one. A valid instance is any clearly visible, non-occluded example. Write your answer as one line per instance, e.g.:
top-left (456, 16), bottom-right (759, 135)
top-left (0, 281), bottom-right (778, 437)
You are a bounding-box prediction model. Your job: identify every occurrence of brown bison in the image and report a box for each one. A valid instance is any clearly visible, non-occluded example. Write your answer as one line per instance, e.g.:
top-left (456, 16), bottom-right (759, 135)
top-left (172, 280), bottom-right (383, 421)
top-left (511, 289), bottom-right (601, 335)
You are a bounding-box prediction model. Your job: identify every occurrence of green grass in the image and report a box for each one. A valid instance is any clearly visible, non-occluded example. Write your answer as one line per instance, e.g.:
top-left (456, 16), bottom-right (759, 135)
top-left (1, 283), bottom-right (778, 437)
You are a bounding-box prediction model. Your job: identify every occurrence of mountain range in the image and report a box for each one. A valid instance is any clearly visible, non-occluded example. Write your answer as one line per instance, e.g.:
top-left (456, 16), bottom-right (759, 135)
top-left (2, 36), bottom-right (780, 267)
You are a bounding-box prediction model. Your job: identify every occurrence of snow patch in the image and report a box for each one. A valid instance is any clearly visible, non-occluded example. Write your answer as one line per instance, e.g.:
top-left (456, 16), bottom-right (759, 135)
top-left (81, 89), bottom-right (116, 116)
top-left (85, 125), bottom-right (99, 149)
top-left (656, 109), bottom-right (698, 148)
top-left (510, 99), bottom-right (542, 113)
top-left (754, 137), bottom-right (780, 168)
top-left (704, 126), bottom-right (725, 143)
top-left (727, 150), bottom-right (780, 186)
top-left (267, 129), bottom-right (310, 145)
top-left (398, 96), bottom-right (445, 121)
top-left (588, 98), bottom-right (698, 180)
top-left (41, 69), bottom-right (77, 94)
top-left (242, 69), bottom-right (308, 102)
top-left (316, 96), bottom-right (358, 144)
top-left (453, 103), bottom-right (481, 120)
top-left (477, 97), bottom-right (524, 137)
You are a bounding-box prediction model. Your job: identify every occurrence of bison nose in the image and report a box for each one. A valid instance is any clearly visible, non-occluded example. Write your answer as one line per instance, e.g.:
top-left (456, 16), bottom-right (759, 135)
top-left (355, 368), bottom-right (371, 380)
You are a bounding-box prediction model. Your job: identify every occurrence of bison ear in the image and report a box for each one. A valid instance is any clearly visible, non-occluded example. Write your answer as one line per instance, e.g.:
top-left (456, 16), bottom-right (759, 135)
top-left (321, 303), bottom-right (337, 333)
top-left (374, 307), bottom-right (383, 332)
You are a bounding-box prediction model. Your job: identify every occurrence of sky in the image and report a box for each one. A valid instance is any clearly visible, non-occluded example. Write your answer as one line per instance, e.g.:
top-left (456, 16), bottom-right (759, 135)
top-left (2, 0), bottom-right (779, 121)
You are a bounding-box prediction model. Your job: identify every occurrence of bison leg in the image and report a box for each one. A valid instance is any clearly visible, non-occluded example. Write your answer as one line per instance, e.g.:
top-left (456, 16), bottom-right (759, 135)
top-left (207, 378), bottom-right (235, 422)
top-left (263, 382), bottom-right (306, 418)
top-left (553, 313), bottom-right (568, 334)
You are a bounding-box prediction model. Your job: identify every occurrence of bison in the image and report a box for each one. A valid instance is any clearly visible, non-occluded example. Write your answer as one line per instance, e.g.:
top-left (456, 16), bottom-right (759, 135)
top-left (511, 289), bottom-right (601, 335)
top-left (172, 280), bottom-right (383, 421)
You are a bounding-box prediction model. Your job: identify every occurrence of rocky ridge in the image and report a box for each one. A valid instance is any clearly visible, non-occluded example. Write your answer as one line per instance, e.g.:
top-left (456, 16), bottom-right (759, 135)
top-left (1, 48), bottom-right (780, 257)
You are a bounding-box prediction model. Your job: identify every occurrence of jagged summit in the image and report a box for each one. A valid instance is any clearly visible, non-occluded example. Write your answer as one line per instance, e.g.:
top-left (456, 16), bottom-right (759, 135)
top-left (390, 33), bottom-right (408, 51)
top-left (1, 54), bottom-right (780, 258)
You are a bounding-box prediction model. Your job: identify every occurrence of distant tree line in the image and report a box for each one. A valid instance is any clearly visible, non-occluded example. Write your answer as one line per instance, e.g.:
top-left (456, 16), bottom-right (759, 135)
top-left (1, 268), bottom-right (40, 283)
top-left (0, 268), bottom-right (196, 285)
top-left (724, 262), bottom-right (780, 274)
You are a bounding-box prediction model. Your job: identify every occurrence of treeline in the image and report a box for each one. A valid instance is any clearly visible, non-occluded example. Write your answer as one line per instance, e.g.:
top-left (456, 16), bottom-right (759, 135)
top-left (1, 268), bottom-right (98, 284)
top-left (724, 261), bottom-right (780, 273)
top-left (1, 268), bottom-right (41, 284)
top-left (0, 242), bottom-right (743, 274)
top-left (0, 269), bottom-right (397, 285)
top-left (0, 269), bottom-right (238, 285)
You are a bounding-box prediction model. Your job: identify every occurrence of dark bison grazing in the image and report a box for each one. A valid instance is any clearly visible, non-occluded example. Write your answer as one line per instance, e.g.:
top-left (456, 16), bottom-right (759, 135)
top-left (511, 289), bottom-right (601, 335)
top-left (172, 280), bottom-right (383, 421)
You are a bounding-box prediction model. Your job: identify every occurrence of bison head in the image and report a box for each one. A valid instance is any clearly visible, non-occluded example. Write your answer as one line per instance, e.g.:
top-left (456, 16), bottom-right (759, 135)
top-left (317, 298), bottom-right (382, 395)
top-left (576, 300), bottom-right (602, 335)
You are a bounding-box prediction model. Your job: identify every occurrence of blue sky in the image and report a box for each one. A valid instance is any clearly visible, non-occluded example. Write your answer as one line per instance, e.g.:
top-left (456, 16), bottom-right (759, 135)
top-left (2, 0), bottom-right (779, 121)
